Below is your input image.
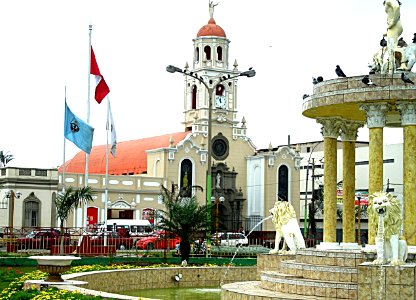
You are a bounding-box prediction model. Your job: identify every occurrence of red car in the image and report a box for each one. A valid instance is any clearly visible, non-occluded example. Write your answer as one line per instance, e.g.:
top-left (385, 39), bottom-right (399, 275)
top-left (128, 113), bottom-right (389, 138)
top-left (16, 229), bottom-right (70, 250)
top-left (136, 231), bottom-right (180, 250)
top-left (90, 232), bottom-right (135, 250)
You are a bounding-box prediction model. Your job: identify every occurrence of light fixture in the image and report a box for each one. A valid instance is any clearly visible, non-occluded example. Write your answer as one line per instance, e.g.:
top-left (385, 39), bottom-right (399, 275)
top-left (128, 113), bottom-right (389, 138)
top-left (173, 273), bottom-right (183, 281)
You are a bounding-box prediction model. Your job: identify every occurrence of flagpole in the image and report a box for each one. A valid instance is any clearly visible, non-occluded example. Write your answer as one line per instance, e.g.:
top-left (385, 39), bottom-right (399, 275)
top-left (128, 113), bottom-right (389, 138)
top-left (62, 86), bottom-right (67, 194)
top-left (83, 24), bottom-right (93, 231)
top-left (104, 96), bottom-right (110, 246)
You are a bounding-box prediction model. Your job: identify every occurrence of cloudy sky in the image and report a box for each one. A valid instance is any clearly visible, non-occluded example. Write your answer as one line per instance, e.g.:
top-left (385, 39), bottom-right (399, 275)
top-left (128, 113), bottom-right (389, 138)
top-left (1, 0), bottom-right (415, 168)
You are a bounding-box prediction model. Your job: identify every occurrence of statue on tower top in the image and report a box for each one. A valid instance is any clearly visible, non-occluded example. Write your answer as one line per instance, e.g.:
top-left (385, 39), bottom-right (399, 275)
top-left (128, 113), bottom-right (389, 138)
top-left (209, 1), bottom-right (219, 19)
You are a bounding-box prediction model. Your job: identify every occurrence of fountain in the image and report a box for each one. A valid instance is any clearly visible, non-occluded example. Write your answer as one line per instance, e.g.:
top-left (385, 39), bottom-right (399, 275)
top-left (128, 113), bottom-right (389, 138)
top-left (220, 215), bottom-right (272, 286)
top-left (25, 255), bottom-right (87, 287)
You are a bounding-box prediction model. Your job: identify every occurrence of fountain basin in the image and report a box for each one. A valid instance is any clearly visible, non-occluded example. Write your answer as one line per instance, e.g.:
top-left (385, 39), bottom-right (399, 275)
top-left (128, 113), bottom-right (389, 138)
top-left (29, 255), bottom-right (81, 282)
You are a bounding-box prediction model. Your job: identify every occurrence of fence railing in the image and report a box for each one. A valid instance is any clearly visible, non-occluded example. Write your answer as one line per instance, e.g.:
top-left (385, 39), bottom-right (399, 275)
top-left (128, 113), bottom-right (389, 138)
top-left (0, 226), bottom-right (324, 257)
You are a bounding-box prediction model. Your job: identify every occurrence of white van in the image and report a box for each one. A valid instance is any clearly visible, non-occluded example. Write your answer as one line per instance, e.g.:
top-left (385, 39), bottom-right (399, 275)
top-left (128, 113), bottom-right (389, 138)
top-left (105, 219), bottom-right (153, 236)
top-left (220, 232), bottom-right (249, 247)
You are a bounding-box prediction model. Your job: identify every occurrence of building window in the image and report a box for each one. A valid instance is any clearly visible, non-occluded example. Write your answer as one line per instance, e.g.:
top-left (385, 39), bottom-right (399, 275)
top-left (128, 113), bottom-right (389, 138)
top-left (192, 85), bottom-right (197, 109)
top-left (24, 200), bottom-right (40, 227)
top-left (180, 159), bottom-right (193, 197)
top-left (216, 84), bottom-right (224, 96)
top-left (204, 46), bottom-right (211, 60)
top-left (217, 46), bottom-right (223, 61)
top-left (195, 47), bottom-right (200, 63)
top-left (278, 165), bottom-right (289, 201)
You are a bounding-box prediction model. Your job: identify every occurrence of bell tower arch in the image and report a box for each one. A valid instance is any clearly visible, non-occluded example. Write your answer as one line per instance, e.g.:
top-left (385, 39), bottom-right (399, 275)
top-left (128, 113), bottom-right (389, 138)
top-left (183, 4), bottom-right (243, 133)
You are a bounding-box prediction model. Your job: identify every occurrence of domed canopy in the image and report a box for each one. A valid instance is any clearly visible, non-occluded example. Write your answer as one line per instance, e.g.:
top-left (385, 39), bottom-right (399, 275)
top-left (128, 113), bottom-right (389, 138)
top-left (60, 132), bottom-right (188, 175)
top-left (197, 18), bottom-right (226, 37)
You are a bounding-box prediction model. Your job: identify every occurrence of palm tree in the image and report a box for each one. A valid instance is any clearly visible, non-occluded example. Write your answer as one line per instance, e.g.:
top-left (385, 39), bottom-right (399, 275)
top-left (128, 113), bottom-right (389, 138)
top-left (157, 185), bottom-right (210, 264)
top-left (54, 186), bottom-right (94, 254)
top-left (0, 150), bottom-right (14, 167)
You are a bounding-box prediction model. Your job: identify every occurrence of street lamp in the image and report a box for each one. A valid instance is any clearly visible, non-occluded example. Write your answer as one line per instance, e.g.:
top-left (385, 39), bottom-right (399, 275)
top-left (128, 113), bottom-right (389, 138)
top-left (166, 64), bottom-right (255, 253)
top-left (5, 190), bottom-right (22, 249)
top-left (303, 141), bottom-right (323, 238)
top-left (356, 192), bottom-right (362, 245)
top-left (211, 196), bottom-right (225, 245)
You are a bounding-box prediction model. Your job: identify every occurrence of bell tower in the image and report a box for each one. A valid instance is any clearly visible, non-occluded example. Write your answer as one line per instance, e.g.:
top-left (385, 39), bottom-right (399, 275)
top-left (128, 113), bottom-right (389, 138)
top-left (183, 4), bottom-right (244, 137)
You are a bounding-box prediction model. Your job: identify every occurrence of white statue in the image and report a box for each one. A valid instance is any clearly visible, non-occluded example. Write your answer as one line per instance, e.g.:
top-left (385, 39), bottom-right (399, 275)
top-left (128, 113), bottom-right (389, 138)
top-left (384, 0), bottom-right (403, 48)
top-left (397, 42), bottom-right (416, 71)
top-left (209, 1), bottom-right (218, 19)
top-left (368, 192), bottom-right (408, 266)
top-left (269, 200), bottom-right (305, 254)
top-left (384, 0), bottom-right (403, 73)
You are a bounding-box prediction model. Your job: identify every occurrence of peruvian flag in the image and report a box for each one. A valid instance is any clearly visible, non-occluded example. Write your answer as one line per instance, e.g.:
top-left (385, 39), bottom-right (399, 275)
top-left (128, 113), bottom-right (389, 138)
top-left (90, 46), bottom-right (110, 104)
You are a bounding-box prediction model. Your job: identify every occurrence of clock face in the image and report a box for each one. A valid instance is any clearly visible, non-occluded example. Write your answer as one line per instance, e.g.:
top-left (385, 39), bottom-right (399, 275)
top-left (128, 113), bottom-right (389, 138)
top-left (215, 95), bottom-right (226, 108)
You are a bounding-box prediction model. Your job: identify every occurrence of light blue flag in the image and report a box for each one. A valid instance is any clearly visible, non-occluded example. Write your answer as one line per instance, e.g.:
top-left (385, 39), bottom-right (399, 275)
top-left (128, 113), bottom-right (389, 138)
top-left (64, 102), bottom-right (94, 154)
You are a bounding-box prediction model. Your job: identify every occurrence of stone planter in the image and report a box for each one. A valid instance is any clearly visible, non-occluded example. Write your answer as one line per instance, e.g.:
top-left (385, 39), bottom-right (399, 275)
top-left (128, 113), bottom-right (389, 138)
top-left (29, 255), bottom-right (81, 282)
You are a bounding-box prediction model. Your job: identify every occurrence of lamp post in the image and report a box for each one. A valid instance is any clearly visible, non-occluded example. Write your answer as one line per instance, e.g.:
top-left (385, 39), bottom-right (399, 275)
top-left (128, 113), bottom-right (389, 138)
top-left (5, 190), bottom-right (22, 250)
top-left (166, 65), bottom-right (255, 255)
top-left (303, 141), bottom-right (323, 238)
top-left (356, 192), bottom-right (362, 245)
top-left (211, 196), bottom-right (225, 245)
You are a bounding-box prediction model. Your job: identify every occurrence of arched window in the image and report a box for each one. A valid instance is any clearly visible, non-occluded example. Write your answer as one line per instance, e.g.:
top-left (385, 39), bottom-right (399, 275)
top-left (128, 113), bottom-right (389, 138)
top-left (180, 159), bottom-right (193, 197)
top-left (195, 47), bottom-right (200, 62)
top-left (204, 46), bottom-right (211, 60)
top-left (23, 193), bottom-right (41, 227)
top-left (192, 85), bottom-right (197, 109)
top-left (216, 84), bottom-right (224, 96)
top-left (278, 165), bottom-right (289, 201)
top-left (217, 46), bottom-right (223, 61)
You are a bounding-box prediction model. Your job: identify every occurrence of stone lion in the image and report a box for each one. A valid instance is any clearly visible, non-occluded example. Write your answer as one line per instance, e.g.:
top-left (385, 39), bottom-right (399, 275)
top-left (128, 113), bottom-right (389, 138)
top-left (269, 200), bottom-right (305, 254)
top-left (368, 192), bottom-right (408, 265)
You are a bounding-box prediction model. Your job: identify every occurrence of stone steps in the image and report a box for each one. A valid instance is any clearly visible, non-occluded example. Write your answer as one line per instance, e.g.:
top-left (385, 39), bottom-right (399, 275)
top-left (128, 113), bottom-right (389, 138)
top-left (295, 249), bottom-right (366, 267)
top-left (222, 280), bottom-right (329, 299)
top-left (260, 271), bottom-right (357, 299)
top-left (279, 260), bottom-right (357, 283)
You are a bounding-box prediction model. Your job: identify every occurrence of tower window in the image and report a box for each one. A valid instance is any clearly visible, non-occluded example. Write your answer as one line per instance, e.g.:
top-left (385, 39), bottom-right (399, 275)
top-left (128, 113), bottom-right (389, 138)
top-left (204, 46), bottom-right (211, 60)
top-left (216, 84), bottom-right (224, 96)
top-left (195, 47), bottom-right (199, 63)
top-left (217, 46), bottom-right (223, 61)
top-left (192, 85), bottom-right (197, 109)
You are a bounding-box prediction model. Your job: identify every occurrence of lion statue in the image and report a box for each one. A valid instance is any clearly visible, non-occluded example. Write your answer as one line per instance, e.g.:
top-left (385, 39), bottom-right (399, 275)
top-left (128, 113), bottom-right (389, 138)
top-left (368, 192), bottom-right (408, 265)
top-left (269, 200), bottom-right (305, 254)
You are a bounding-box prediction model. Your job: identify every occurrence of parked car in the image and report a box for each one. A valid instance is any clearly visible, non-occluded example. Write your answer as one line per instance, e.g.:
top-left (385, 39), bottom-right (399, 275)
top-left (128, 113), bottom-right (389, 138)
top-left (16, 229), bottom-right (70, 249)
top-left (219, 232), bottom-right (248, 247)
top-left (136, 231), bottom-right (181, 250)
top-left (89, 232), bottom-right (135, 250)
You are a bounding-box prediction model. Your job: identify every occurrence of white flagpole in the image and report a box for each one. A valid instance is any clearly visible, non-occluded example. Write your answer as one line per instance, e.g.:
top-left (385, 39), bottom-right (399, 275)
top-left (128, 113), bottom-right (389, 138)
top-left (62, 86), bottom-right (67, 194)
top-left (83, 24), bottom-right (93, 231)
top-left (104, 96), bottom-right (110, 246)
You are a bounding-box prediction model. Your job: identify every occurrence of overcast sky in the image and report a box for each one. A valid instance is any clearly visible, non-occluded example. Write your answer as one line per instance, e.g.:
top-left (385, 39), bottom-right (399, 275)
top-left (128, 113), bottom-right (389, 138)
top-left (1, 0), bottom-right (415, 169)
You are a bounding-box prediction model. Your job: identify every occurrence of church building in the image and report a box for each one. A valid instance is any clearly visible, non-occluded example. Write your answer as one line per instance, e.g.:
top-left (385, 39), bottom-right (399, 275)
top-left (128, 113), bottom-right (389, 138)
top-left (1, 6), bottom-right (302, 233)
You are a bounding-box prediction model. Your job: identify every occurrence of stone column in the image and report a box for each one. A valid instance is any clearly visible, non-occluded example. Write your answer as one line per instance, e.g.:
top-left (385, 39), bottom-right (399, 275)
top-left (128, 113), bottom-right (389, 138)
top-left (340, 120), bottom-right (364, 244)
top-left (317, 118), bottom-right (341, 243)
top-left (360, 103), bottom-right (390, 245)
top-left (397, 102), bottom-right (416, 245)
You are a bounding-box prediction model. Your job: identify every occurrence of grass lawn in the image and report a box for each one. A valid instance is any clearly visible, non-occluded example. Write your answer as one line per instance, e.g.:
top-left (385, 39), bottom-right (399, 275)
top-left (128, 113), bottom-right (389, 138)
top-left (0, 266), bottom-right (37, 289)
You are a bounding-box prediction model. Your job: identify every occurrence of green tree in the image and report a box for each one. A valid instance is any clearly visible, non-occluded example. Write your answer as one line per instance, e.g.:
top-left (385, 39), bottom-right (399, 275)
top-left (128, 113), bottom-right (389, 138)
top-left (0, 150), bottom-right (14, 167)
top-left (54, 186), bottom-right (94, 254)
top-left (157, 185), bottom-right (210, 264)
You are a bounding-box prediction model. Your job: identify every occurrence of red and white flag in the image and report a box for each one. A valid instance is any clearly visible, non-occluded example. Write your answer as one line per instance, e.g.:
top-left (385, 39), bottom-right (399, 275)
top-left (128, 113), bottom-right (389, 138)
top-left (90, 46), bottom-right (110, 104)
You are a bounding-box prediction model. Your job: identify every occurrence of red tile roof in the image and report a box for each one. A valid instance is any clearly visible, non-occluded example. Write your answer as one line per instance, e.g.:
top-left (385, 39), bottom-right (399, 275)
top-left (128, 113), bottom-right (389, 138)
top-left (197, 18), bottom-right (226, 37)
top-left (60, 132), bottom-right (189, 175)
